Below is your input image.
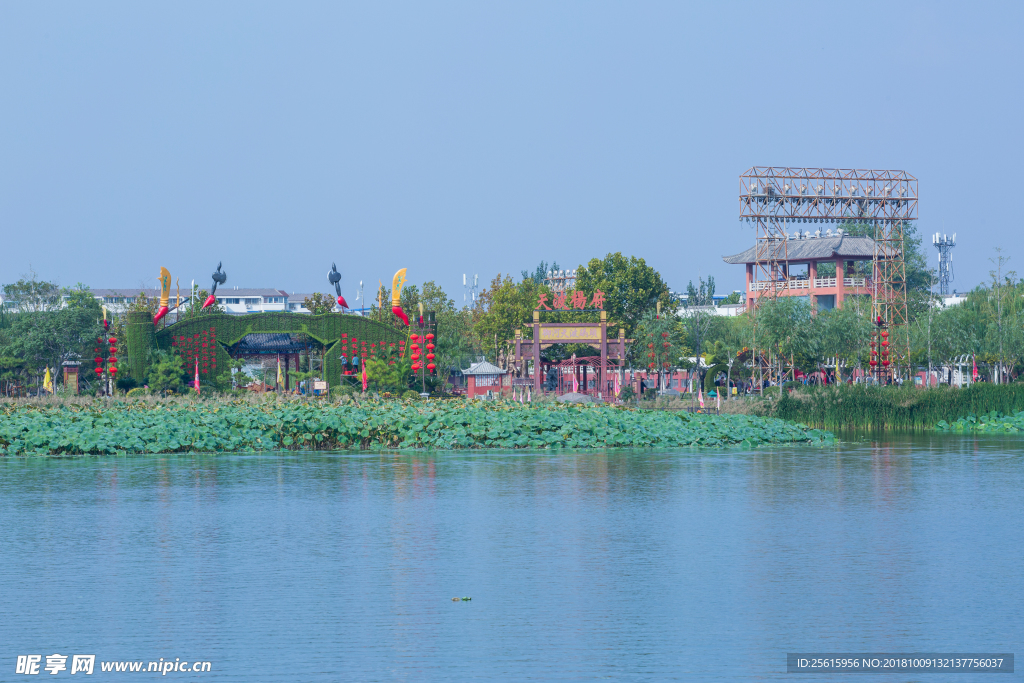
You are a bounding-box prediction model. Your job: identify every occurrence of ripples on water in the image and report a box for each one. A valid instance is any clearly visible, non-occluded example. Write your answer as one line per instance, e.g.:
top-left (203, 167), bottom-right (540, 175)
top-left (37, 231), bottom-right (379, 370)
top-left (1, 435), bottom-right (1021, 681)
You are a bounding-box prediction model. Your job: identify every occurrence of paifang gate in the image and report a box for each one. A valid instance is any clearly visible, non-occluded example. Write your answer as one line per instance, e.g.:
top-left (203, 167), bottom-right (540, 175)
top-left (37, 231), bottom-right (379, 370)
top-left (514, 304), bottom-right (626, 397)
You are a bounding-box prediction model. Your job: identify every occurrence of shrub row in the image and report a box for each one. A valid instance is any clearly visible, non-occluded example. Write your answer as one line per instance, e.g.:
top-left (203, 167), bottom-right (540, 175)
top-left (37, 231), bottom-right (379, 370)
top-left (772, 383), bottom-right (1024, 430)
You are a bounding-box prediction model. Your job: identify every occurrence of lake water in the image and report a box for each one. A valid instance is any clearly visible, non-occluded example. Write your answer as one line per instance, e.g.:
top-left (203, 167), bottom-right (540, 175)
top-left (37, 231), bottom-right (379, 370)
top-left (1, 436), bottom-right (1021, 681)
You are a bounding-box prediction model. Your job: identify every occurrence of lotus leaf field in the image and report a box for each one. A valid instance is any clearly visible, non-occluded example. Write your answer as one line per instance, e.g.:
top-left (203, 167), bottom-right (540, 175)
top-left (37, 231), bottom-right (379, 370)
top-left (936, 411), bottom-right (1024, 434)
top-left (0, 401), bottom-right (835, 456)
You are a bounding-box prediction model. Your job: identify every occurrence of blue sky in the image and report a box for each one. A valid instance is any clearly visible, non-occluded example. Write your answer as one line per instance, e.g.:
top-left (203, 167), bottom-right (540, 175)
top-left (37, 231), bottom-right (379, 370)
top-left (1, 2), bottom-right (1020, 300)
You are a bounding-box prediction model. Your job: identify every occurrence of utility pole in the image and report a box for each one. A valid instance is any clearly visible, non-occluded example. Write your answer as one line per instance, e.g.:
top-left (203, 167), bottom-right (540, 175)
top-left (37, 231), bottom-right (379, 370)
top-left (928, 272), bottom-right (934, 388)
top-left (990, 248), bottom-right (1009, 384)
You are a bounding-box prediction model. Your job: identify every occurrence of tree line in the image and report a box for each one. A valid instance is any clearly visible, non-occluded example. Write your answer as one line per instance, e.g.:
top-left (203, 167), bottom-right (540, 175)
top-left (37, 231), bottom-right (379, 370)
top-left (2, 237), bottom-right (1018, 396)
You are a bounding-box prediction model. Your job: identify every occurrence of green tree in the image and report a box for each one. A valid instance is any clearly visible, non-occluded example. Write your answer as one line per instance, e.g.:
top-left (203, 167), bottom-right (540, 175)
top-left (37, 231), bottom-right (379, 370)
top-left (146, 350), bottom-right (186, 394)
top-left (0, 285), bottom-right (104, 390)
top-left (521, 260), bottom-right (561, 284)
top-left (633, 310), bottom-right (687, 392)
top-left (817, 301), bottom-right (872, 381)
top-left (472, 275), bottom-right (545, 367)
top-left (2, 270), bottom-right (61, 312)
top-left (419, 280), bottom-right (475, 379)
top-left (681, 275), bottom-right (716, 383)
top-left (820, 220), bottom-right (932, 321)
top-left (364, 353), bottom-right (414, 393)
top-left (755, 297), bottom-right (816, 385)
top-left (303, 292), bottom-right (336, 316)
top-left (572, 253), bottom-right (672, 342)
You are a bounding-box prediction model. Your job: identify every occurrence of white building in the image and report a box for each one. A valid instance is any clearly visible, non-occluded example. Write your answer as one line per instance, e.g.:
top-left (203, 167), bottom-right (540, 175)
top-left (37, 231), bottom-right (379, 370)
top-left (88, 288), bottom-right (340, 316)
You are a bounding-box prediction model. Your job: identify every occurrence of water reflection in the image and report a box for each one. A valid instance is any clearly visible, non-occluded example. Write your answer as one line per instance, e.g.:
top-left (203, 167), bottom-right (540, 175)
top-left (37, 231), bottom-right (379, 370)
top-left (1, 436), bottom-right (1021, 681)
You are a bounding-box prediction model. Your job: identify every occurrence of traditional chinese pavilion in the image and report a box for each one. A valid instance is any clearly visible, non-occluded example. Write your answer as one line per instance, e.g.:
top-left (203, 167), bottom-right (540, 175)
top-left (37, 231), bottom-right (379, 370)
top-left (723, 229), bottom-right (883, 311)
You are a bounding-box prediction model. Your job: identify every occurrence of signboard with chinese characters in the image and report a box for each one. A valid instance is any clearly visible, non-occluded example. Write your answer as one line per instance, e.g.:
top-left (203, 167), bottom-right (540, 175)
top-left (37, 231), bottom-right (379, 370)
top-left (539, 326), bottom-right (602, 342)
top-left (537, 289), bottom-right (605, 311)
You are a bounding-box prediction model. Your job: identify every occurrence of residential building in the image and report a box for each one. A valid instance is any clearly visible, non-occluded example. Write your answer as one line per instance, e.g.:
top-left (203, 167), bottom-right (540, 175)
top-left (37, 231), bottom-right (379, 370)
top-left (86, 288), bottom-right (339, 316)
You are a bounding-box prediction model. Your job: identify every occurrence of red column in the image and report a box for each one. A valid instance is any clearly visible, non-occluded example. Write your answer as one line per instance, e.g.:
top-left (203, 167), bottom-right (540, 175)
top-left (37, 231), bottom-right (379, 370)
top-left (600, 311), bottom-right (607, 398)
top-left (468, 375), bottom-right (476, 397)
top-left (835, 259), bottom-right (845, 308)
top-left (532, 312), bottom-right (542, 395)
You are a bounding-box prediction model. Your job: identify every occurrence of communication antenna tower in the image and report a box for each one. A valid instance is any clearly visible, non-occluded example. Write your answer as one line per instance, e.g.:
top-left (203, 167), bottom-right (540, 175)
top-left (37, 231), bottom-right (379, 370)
top-left (933, 233), bottom-right (956, 296)
top-left (464, 274), bottom-right (478, 304)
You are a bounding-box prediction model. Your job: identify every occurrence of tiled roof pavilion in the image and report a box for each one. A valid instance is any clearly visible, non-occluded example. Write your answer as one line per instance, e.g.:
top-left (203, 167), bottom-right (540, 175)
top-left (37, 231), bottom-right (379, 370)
top-left (723, 234), bottom-right (883, 264)
top-left (722, 232), bottom-right (892, 311)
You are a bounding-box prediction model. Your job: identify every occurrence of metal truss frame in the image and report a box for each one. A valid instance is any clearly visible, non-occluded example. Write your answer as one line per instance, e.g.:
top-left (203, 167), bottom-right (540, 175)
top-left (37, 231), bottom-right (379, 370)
top-left (739, 168), bottom-right (918, 382)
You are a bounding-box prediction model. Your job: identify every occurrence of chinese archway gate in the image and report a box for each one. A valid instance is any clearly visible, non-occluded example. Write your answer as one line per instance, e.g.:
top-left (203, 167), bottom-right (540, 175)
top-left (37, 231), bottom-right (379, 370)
top-left (515, 289), bottom-right (626, 398)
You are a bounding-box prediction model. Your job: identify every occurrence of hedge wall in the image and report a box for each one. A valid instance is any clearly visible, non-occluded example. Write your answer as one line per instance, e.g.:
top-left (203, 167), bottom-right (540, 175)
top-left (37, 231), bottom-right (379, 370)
top-left (152, 312), bottom-right (408, 389)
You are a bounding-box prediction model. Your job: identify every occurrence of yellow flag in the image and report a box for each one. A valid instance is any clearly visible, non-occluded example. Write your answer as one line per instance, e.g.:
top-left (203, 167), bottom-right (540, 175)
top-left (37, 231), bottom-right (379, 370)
top-left (391, 269), bottom-right (407, 308)
top-left (159, 267), bottom-right (171, 309)
top-left (43, 367), bottom-right (53, 394)
top-left (277, 355), bottom-right (284, 390)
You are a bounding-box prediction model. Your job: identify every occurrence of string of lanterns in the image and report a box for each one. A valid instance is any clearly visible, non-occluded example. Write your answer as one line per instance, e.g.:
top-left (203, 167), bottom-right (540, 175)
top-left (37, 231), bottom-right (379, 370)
top-left (93, 335), bottom-right (118, 391)
top-left (409, 332), bottom-right (436, 375)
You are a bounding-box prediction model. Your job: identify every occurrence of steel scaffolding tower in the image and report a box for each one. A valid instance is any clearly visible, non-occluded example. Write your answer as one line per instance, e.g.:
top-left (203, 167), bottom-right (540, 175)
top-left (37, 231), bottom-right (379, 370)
top-left (739, 168), bottom-right (918, 382)
top-left (933, 232), bottom-right (956, 296)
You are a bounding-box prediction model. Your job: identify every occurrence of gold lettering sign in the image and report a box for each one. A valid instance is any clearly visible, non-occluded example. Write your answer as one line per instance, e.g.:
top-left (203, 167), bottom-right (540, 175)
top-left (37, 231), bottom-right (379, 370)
top-left (539, 326), bottom-right (602, 342)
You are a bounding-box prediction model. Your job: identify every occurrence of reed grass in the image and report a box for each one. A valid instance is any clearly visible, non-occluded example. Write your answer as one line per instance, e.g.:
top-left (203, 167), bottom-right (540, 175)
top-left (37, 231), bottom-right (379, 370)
top-left (772, 383), bottom-right (1024, 431)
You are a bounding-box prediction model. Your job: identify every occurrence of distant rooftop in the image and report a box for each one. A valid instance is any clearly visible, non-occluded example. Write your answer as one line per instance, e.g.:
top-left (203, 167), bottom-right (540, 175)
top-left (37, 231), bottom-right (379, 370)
top-left (462, 360), bottom-right (506, 376)
top-left (723, 234), bottom-right (895, 265)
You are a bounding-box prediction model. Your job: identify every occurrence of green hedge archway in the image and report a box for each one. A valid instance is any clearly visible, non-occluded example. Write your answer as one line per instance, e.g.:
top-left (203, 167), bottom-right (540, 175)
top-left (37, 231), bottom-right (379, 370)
top-left (127, 311), bottom-right (408, 390)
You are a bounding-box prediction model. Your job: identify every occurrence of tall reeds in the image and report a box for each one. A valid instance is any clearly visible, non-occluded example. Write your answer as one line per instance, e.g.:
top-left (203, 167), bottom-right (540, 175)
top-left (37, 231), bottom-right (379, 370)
top-left (773, 383), bottom-right (1024, 431)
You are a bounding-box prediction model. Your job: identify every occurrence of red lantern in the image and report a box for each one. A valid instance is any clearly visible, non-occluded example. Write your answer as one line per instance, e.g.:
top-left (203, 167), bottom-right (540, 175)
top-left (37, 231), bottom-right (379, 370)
top-left (880, 330), bottom-right (889, 338)
top-left (95, 367), bottom-right (103, 374)
top-left (109, 346), bottom-right (117, 353)
top-left (426, 353), bottom-right (435, 360)
top-left (410, 334), bottom-right (420, 342)
top-left (425, 333), bottom-right (434, 340)
top-left (881, 360), bottom-right (890, 367)
top-left (411, 353), bottom-right (421, 361)
top-left (427, 363), bottom-right (436, 371)
top-left (109, 366), bottom-right (118, 374)
top-left (411, 343), bottom-right (420, 351)
top-left (95, 357), bottom-right (103, 364)
top-left (108, 337), bottom-right (117, 344)
top-left (869, 359), bottom-right (878, 367)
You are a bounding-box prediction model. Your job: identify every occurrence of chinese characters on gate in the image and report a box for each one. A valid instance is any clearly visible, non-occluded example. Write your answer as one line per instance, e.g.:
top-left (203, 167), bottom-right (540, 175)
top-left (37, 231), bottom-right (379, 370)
top-left (537, 289), bottom-right (605, 311)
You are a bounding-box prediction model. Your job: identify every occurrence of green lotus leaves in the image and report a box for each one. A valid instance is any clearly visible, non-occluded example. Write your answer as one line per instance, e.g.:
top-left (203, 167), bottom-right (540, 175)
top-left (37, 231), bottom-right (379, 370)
top-left (936, 410), bottom-right (1024, 433)
top-left (0, 400), bottom-right (833, 456)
